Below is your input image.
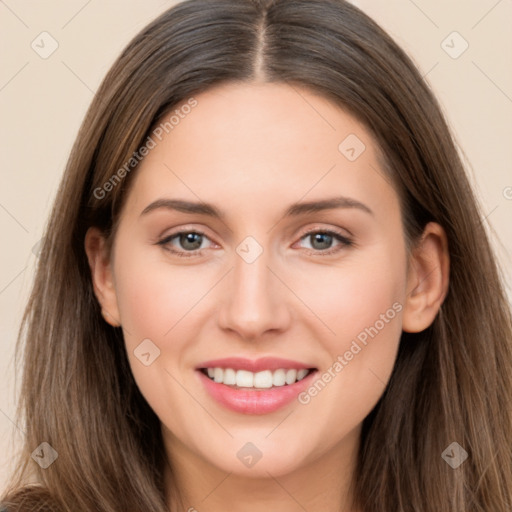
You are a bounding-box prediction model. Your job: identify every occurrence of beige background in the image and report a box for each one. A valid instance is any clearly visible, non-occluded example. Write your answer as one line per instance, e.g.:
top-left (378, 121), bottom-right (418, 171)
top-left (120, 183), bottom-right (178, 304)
top-left (0, 0), bottom-right (511, 493)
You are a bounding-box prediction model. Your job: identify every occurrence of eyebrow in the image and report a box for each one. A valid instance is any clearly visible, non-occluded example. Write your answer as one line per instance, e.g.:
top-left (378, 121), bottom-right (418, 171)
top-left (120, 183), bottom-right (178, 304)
top-left (139, 196), bottom-right (373, 219)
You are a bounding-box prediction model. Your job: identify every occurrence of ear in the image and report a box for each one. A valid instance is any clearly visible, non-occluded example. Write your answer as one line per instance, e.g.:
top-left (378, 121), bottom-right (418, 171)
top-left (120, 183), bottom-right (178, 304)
top-left (402, 222), bottom-right (450, 333)
top-left (84, 227), bottom-right (121, 327)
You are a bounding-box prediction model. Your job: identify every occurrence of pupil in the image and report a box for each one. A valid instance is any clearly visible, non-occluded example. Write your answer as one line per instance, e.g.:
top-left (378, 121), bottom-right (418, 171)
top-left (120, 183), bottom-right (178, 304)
top-left (180, 233), bottom-right (202, 250)
top-left (311, 233), bottom-right (332, 250)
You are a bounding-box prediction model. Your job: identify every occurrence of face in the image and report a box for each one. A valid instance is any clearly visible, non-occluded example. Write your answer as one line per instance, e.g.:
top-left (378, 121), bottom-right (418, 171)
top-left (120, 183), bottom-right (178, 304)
top-left (88, 82), bottom-right (424, 479)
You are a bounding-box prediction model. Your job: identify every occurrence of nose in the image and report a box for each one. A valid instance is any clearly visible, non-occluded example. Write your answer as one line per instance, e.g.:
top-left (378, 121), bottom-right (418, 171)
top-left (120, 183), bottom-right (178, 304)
top-left (217, 248), bottom-right (292, 340)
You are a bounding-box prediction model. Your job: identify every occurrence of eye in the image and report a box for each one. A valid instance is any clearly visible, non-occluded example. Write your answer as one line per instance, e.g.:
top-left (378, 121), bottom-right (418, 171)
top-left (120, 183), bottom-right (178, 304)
top-left (157, 230), bottom-right (214, 257)
top-left (297, 229), bottom-right (353, 255)
top-left (156, 228), bottom-right (352, 258)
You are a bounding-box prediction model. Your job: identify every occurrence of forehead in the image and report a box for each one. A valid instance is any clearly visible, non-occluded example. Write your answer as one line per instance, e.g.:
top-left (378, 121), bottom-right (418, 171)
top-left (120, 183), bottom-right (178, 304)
top-left (122, 82), bottom-right (397, 220)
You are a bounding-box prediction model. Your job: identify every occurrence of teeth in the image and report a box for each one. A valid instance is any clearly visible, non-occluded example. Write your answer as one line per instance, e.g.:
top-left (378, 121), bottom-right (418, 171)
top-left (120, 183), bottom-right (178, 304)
top-left (285, 369), bottom-right (297, 384)
top-left (223, 368), bottom-right (236, 385)
top-left (254, 370), bottom-right (273, 388)
top-left (236, 370), bottom-right (254, 387)
top-left (213, 367), bottom-right (224, 383)
top-left (297, 369), bottom-right (309, 380)
top-left (272, 369), bottom-right (286, 386)
top-left (203, 367), bottom-right (312, 388)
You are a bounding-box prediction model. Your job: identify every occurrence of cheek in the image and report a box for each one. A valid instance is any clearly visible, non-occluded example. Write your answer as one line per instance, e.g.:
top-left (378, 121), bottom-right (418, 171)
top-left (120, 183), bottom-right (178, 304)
top-left (294, 245), bottom-right (406, 348)
top-left (304, 273), bottom-right (403, 404)
top-left (111, 244), bottom-right (211, 423)
top-left (113, 244), bottom-right (211, 346)
top-left (111, 242), bottom-right (222, 409)
top-left (292, 244), bottom-right (406, 440)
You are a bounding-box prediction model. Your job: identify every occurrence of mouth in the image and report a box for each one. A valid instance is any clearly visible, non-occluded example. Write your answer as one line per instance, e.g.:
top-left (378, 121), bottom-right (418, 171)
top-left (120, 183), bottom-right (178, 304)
top-left (195, 357), bottom-right (318, 414)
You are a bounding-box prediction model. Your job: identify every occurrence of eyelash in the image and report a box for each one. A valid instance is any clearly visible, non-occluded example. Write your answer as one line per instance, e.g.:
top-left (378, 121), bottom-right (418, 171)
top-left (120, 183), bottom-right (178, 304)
top-left (156, 228), bottom-right (354, 258)
top-left (157, 230), bottom-right (212, 258)
top-left (299, 229), bottom-right (354, 256)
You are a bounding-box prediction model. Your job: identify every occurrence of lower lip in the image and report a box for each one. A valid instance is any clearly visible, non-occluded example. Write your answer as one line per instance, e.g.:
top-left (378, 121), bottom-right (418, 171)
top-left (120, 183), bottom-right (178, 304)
top-left (197, 369), bottom-right (317, 414)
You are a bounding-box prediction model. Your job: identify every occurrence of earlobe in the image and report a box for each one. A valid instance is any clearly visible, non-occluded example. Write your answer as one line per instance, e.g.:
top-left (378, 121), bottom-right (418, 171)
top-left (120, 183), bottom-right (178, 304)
top-left (84, 227), bottom-right (121, 328)
top-left (402, 222), bottom-right (450, 333)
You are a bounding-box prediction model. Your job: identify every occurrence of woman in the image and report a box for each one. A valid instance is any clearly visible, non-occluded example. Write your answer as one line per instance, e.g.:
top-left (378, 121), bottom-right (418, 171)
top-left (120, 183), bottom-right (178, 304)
top-left (2, 0), bottom-right (511, 510)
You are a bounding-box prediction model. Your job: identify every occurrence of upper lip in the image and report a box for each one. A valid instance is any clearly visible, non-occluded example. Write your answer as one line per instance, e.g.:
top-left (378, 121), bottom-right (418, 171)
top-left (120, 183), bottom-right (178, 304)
top-left (196, 357), bottom-right (316, 373)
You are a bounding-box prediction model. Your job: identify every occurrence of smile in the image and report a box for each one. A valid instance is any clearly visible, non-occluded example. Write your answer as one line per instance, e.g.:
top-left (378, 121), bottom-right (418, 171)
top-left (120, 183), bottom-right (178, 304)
top-left (195, 357), bottom-right (318, 414)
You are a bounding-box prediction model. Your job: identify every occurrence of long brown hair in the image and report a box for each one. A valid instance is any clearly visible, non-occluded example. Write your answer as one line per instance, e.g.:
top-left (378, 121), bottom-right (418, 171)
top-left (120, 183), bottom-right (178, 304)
top-left (3, 1), bottom-right (511, 510)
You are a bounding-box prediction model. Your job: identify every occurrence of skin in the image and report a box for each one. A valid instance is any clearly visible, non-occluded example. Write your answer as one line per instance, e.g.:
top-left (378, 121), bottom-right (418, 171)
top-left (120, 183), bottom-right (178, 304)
top-left (85, 82), bottom-right (449, 512)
